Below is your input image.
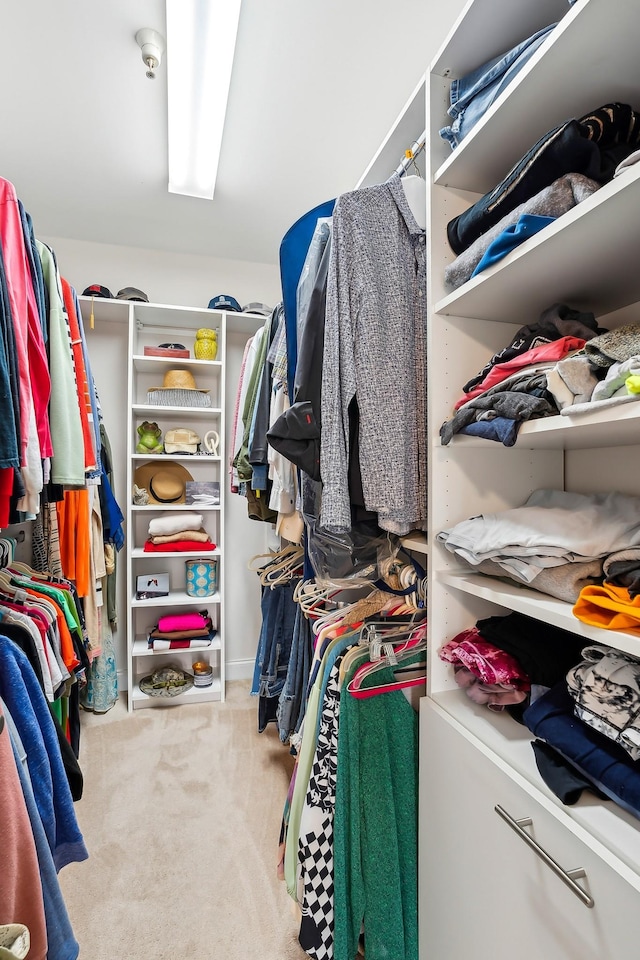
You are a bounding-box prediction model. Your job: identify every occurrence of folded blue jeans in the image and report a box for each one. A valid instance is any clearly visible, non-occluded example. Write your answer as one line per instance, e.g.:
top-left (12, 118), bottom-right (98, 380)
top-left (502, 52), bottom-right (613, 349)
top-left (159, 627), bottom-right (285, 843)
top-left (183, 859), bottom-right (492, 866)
top-left (440, 24), bottom-right (556, 150)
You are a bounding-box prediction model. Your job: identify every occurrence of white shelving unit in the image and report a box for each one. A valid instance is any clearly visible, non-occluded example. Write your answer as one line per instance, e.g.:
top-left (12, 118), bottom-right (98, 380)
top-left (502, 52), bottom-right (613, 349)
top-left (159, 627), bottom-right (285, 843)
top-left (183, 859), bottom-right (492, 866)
top-left (80, 295), bottom-right (262, 711)
top-left (420, 0), bottom-right (640, 954)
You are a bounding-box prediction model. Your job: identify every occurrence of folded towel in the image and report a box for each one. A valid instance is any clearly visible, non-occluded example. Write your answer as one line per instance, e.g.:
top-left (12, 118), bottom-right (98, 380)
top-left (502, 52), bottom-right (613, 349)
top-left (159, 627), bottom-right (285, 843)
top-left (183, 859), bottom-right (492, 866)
top-left (144, 539), bottom-right (216, 552)
top-left (148, 513), bottom-right (204, 537)
top-left (149, 529), bottom-right (211, 544)
top-left (150, 639), bottom-right (213, 650)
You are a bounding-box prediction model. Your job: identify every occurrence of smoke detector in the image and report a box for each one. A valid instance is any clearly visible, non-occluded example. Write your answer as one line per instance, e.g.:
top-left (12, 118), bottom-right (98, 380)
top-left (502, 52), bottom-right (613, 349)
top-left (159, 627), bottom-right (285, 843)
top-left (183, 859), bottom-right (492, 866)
top-left (135, 28), bottom-right (165, 80)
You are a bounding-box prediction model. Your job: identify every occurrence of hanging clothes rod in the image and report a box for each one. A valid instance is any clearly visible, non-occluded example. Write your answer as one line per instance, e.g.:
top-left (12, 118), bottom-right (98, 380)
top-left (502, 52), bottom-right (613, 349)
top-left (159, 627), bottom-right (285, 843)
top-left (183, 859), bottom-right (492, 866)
top-left (395, 130), bottom-right (426, 176)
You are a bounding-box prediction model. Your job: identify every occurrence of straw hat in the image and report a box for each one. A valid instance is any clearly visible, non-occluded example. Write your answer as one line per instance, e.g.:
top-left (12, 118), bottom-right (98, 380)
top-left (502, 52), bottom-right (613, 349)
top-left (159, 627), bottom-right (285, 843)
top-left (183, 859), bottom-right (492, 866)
top-left (133, 461), bottom-right (194, 505)
top-left (150, 368), bottom-right (209, 392)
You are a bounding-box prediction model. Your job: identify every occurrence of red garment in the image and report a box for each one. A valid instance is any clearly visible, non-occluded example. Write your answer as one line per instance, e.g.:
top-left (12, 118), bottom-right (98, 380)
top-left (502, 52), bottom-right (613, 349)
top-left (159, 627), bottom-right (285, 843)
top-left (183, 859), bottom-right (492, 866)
top-left (0, 704), bottom-right (48, 959)
top-left (143, 539), bottom-right (217, 552)
top-left (61, 278), bottom-right (95, 470)
top-left (0, 467), bottom-right (13, 526)
top-left (0, 177), bottom-right (52, 459)
top-left (454, 336), bottom-right (586, 410)
top-left (439, 628), bottom-right (531, 689)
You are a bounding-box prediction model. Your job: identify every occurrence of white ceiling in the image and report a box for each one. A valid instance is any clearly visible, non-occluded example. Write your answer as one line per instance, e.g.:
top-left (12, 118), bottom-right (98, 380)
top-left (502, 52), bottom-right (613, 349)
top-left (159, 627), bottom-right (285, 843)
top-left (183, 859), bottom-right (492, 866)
top-left (0, 1), bottom-right (454, 267)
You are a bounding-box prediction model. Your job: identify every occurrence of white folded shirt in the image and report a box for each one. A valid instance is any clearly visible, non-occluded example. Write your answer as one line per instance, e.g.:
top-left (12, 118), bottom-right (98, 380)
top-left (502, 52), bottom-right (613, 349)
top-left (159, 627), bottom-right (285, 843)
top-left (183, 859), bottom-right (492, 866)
top-left (148, 513), bottom-right (204, 537)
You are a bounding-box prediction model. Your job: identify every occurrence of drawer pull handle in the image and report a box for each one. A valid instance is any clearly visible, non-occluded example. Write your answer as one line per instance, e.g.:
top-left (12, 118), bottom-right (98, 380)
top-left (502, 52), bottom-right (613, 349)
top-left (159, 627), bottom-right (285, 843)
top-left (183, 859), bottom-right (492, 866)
top-left (494, 804), bottom-right (594, 908)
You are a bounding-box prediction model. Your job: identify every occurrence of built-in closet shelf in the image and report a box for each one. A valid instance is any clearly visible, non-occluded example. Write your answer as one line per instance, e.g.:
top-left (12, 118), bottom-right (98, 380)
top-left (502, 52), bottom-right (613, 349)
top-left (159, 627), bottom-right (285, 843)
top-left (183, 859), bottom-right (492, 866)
top-left (132, 303), bottom-right (264, 337)
top-left (132, 405), bottom-right (222, 418)
top-left (434, 167), bottom-right (640, 325)
top-left (131, 504), bottom-right (221, 513)
top-left (444, 402), bottom-right (640, 451)
top-left (428, 692), bottom-right (640, 891)
top-left (78, 296), bottom-right (130, 324)
top-left (130, 548), bottom-right (221, 559)
top-left (432, 0), bottom-right (640, 193)
top-left (131, 453), bottom-right (221, 463)
top-left (131, 590), bottom-right (221, 609)
top-left (438, 570), bottom-right (640, 658)
top-left (131, 677), bottom-right (222, 710)
top-left (401, 532), bottom-right (429, 554)
top-left (132, 637), bottom-right (222, 658)
top-left (132, 355), bottom-right (222, 374)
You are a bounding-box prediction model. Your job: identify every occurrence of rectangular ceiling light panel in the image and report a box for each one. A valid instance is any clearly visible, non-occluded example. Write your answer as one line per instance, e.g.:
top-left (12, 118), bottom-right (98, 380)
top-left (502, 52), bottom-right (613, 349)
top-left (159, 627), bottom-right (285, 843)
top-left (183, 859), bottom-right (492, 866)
top-left (166, 0), bottom-right (242, 199)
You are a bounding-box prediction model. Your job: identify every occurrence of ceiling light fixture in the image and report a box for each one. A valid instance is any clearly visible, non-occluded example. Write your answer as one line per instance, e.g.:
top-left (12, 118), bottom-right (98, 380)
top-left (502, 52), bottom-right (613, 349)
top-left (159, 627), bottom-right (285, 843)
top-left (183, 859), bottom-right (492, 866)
top-left (166, 0), bottom-right (243, 200)
top-left (135, 28), bottom-right (165, 80)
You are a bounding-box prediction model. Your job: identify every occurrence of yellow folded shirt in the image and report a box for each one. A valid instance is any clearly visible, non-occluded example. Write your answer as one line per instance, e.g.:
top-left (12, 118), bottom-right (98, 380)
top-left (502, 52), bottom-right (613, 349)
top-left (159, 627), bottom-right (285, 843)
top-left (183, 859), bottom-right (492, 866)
top-left (573, 582), bottom-right (640, 635)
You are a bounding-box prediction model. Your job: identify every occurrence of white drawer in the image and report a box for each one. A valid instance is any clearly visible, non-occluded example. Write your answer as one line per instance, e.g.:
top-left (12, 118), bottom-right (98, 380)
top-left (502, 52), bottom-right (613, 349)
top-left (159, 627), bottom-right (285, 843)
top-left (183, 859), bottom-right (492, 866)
top-left (419, 699), bottom-right (640, 960)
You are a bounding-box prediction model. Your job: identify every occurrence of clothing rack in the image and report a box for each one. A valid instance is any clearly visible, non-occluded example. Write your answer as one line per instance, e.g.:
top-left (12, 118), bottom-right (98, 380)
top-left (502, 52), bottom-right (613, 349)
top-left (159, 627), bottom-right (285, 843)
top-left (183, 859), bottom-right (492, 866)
top-left (395, 129), bottom-right (426, 176)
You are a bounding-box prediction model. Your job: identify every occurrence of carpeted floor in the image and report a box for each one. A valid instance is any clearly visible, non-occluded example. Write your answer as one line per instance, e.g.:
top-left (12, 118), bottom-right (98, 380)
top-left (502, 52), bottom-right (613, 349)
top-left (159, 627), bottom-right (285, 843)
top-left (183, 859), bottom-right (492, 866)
top-left (59, 681), bottom-right (306, 959)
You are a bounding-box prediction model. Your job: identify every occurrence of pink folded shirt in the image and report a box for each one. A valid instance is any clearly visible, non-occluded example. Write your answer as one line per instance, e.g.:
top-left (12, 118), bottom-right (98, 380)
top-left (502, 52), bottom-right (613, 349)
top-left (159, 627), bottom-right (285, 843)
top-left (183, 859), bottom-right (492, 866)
top-left (439, 628), bottom-right (530, 689)
top-left (157, 612), bottom-right (209, 633)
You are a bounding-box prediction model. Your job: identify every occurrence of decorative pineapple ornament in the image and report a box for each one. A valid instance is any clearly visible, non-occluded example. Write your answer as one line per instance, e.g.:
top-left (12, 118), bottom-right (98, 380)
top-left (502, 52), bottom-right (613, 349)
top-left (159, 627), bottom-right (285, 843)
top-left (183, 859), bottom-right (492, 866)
top-left (194, 327), bottom-right (218, 360)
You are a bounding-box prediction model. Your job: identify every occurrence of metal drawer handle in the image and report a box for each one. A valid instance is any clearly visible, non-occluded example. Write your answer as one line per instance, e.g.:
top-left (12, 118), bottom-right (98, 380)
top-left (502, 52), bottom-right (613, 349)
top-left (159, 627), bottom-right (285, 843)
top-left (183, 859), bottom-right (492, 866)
top-left (495, 804), bottom-right (594, 908)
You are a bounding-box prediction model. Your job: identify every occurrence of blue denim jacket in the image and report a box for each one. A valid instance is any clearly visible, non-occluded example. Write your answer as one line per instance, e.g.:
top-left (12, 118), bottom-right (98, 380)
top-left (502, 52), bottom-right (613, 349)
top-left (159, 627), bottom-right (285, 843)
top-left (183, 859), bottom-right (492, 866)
top-left (440, 23), bottom-right (557, 150)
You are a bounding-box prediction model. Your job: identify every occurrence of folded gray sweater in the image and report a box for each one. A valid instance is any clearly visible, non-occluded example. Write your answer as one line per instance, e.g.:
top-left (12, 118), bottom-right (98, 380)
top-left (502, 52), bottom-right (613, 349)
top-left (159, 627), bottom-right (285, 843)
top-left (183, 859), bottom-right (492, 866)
top-left (444, 173), bottom-right (600, 290)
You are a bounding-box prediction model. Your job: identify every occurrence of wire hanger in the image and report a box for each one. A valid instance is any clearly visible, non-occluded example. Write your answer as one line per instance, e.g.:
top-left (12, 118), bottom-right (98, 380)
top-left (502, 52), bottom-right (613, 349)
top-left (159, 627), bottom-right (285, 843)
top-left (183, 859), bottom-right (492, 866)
top-left (247, 543), bottom-right (304, 587)
top-left (395, 130), bottom-right (426, 178)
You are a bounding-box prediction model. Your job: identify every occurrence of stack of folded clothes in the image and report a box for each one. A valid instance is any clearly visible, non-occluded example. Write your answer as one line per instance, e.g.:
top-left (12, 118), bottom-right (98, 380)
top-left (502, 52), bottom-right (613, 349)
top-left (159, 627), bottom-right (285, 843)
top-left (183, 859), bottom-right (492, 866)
top-left (147, 610), bottom-right (217, 651)
top-left (143, 512), bottom-right (216, 552)
top-left (437, 488), bottom-right (640, 603)
top-left (439, 612), bottom-right (586, 713)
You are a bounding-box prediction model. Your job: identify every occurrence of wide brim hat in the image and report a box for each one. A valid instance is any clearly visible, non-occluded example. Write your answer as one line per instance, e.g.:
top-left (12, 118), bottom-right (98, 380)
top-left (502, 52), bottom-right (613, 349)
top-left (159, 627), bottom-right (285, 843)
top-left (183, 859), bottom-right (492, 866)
top-left (149, 368), bottom-right (210, 392)
top-left (134, 461), bottom-right (194, 505)
top-left (139, 666), bottom-right (194, 698)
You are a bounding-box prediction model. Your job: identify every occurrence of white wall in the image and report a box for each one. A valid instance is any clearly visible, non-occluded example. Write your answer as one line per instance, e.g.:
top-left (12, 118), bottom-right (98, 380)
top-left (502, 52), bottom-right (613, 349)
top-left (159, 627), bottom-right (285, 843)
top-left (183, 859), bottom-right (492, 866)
top-left (41, 235), bottom-right (282, 314)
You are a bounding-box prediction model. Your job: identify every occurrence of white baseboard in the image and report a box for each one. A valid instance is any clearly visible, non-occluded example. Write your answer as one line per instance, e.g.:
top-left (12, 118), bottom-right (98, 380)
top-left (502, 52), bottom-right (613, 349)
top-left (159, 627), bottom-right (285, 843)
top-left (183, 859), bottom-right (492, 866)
top-left (225, 658), bottom-right (255, 682)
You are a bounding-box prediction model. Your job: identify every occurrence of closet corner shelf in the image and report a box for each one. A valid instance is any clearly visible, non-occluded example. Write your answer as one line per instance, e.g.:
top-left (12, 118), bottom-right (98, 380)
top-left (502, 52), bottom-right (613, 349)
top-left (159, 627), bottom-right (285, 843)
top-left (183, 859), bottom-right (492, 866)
top-left (131, 590), bottom-right (221, 608)
top-left (132, 355), bottom-right (222, 374)
top-left (132, 636), bottom-right (222, 657)
top-left (444, 401), bottom-right (640, 451)
top-left (132, 404), bottom-right (222, 417)
top-left (438, 570), bottom-right (640, 658)
top-left (431, 0), bottom-right (627, 194)
top-left (433, 169), bottom-right (640, 326)
top-left (401, 532), bottom-right (429, 554)
top-left (130, 547), bottom-right (221, 559)
top-left (130, 452), bottom-right (222, 463)
top-left (131, 676), bottom-right (222, 709)
top-left (131, 504), bottom-right (221, 512)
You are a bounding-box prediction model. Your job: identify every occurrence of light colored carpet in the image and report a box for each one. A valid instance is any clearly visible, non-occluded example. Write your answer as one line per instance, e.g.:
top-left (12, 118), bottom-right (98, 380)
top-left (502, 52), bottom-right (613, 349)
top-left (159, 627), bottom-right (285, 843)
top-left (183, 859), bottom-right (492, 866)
top-left (59, 682), bottom-right (306, 960)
